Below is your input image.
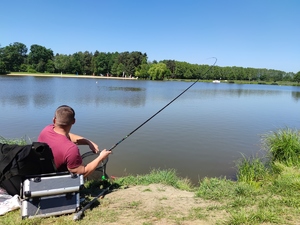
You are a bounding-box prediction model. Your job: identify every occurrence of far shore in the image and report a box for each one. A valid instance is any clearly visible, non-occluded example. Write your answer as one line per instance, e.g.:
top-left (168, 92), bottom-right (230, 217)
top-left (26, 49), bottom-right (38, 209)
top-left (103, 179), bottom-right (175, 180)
top-left (7, 73), bottom-right (138, 80)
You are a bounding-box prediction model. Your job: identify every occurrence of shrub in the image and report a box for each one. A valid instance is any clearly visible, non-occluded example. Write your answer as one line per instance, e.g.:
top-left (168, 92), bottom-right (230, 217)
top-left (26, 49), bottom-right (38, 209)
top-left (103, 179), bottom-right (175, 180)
top-left (236, 154), bottom-right (269, 186)
top-left (262, 128), bottom-right (300, 167)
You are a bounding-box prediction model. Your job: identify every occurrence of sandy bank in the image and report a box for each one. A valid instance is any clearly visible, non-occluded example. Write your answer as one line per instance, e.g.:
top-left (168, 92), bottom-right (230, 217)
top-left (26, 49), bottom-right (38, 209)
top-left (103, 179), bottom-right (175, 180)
top-left (7, 73), bottom-right (138, 80)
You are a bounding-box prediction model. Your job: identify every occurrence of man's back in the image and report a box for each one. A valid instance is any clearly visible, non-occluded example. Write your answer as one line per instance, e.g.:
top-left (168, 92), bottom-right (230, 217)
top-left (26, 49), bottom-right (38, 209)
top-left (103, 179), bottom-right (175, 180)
top-left (38, 124), bottom-right (82, 172)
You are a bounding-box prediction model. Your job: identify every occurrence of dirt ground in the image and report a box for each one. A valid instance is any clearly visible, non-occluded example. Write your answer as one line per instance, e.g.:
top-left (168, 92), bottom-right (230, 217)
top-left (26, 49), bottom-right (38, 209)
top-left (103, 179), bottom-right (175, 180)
top-left (96, 183), bottom-right (227, 225)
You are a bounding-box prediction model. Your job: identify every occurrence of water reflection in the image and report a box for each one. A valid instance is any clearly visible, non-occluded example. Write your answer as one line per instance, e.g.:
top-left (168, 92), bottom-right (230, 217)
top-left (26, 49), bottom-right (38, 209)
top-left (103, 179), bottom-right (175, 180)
top-left (95, 86), bottom-right (146, 107)
top-left (33, 94), bottom-right (55, 107)
top-left (0, 76), bottom-right (147, 108)
top-left (190, 85), bottom-right (283, 99)
top-left (291, 91), bottom-right (300, 102)
top-left (107, 87), bottom-right (145, 92)
top-left (1, 75), bottom-right (300, 183)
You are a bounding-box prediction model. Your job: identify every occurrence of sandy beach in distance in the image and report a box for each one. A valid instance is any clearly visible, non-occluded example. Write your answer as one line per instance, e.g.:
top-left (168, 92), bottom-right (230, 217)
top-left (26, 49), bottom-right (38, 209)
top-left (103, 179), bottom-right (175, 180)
top-left (8, 73), bottom-right (138, 80)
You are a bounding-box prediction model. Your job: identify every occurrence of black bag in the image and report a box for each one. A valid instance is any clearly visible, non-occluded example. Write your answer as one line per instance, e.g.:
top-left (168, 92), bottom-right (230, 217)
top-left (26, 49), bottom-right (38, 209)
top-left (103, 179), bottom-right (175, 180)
top-left (0, 142), bottom-right (57, 196)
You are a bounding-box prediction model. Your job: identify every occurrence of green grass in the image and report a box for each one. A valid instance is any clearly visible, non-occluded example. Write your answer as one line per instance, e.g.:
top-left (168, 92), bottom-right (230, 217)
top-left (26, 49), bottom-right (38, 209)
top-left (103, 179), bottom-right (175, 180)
top-left (263, 128), bottom-right (300, 167)
top-left (115, 168), bottom-right (193, 191)
top-left (236, 154), bottom-right (269, 187)
top-left (0, 136), bottom-right (28, 145)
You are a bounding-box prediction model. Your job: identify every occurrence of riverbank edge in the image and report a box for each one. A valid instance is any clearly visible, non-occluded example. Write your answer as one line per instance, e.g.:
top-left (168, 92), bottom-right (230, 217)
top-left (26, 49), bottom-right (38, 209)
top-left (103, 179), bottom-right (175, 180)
top-left (7, 73), bottom-right (138, 80)
top-left (6, 73), bottom-right (300, 86)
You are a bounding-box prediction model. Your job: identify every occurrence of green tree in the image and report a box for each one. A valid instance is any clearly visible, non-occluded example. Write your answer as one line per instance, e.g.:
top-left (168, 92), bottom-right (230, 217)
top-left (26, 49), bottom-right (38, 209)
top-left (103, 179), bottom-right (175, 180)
top-left (117, 63), bottom-right (125, 76)
top-left (269, 69), bottom-right (283, 82)
top-left (294, 71), bottom-right (300, 83)
top-left (0, 60), bottom-right (6, 74)
top-left (0, 46), bottom-right (7, 74)
top-left (174, 61), bottom-right (186, 79)
top-left (283, 72), bottom-right (293, 81)
top-left (28, 44), bottom-right (54, 72)
top-left (162, 60), bottom-right (176, 78)
top-left (184, 69), bottom-right (193, 79)
top-left (148, 63), bottom-right (171, 80)
top-left (82, 51), bottom-right (93, 75)
top-left (71, 52), bottom-right (84, 74)
top-left (110, 62), bottom-right (118, 76)
top-left (116, 51), bottom-right (147, 77)
top-left (92, 52), bottom-right (109, 75)
top-left (45, 59), bottom-right (55, 73)
top-left (54, 54), bottom-right (70, 73)
top-left (1, 42), bottom-right (27, 72)
top-left (135, 63), bottom-right (150, 79)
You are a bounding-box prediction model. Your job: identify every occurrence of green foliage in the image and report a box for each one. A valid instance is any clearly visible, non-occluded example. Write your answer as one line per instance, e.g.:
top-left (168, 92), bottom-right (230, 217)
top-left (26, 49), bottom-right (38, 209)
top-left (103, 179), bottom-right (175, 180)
top-left (0, 60), bottom-right (7, 74)
top-left (28, 44), bottom-right (54, 72)
top-left (225, 208), bottom-right (284, 225)
top-left (271, 164), bottom-right (300, 196)
top-left (135, 63), bottom-right (150, 78)
top-left (0, 136), bottom-right (27, 145)
top-left (148, 63), bottom-right (171, 80)
top-left (2, 42), bottom-right (298, 82)
top-left (263, 128), bottom-right (300, 167)
top-left (0, 42), bottom-right (27, 72)
top-left (294, 71), bottom-right (300, 83)
top-left (236, 154), bottom-right (269, 186)
top-left (196, 177), bottom-right (237, 200)
top-left (115, 169), bottom-right (193, 191)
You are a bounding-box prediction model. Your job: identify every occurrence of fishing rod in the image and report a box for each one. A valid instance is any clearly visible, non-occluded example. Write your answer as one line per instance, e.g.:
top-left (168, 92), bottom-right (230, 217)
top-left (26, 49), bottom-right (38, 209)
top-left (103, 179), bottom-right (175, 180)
top-left (73, 184), bottom-right (112, 221)
top-left (73, 57), bottom-right (217, 221)
top-left (107, 57), bottom-right (217, 152)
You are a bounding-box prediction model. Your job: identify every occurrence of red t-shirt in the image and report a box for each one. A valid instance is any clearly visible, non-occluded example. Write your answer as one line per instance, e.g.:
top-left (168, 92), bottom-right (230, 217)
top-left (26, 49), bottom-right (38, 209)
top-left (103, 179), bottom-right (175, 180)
top-left (37, 124), bottom-right (82, 172)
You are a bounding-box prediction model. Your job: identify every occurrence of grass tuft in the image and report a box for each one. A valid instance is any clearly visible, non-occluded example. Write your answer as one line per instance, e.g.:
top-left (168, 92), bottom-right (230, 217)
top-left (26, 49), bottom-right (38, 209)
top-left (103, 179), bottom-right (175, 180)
top-left (195, 177), bottom-right (236, 201)
top-left (115, 168), bottom-right (193, 191)
top-left (263, 128), bottom-right (300, 167)
top-left (0, 136), bottom-right (28, 145)
top-left (236, 154), bottom-right (269, 187)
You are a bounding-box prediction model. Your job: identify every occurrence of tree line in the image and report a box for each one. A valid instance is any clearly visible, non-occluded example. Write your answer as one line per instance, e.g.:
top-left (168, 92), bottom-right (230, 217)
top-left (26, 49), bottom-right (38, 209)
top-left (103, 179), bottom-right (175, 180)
top-left (1, 42), bottom-right (300, 82)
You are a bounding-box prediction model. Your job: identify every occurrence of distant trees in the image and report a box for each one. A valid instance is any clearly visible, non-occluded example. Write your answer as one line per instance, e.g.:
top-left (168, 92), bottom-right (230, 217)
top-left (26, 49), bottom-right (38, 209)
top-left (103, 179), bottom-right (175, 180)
top-left (0, 42), bottom-right (27, 73)
top-left (0, 42), bottom-right (297, 82)
top-left (148, 63), bottom-right (171, 80)
top-left (294, 71), bottom-right (300, 83)
top-left (27, 44), bottom-right (54, 73)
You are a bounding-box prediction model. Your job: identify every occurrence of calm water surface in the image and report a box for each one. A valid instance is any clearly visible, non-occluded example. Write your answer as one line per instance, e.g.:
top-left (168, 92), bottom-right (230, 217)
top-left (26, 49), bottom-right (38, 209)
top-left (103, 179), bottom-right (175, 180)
top-left (1, 75), bottom-right (299, 183)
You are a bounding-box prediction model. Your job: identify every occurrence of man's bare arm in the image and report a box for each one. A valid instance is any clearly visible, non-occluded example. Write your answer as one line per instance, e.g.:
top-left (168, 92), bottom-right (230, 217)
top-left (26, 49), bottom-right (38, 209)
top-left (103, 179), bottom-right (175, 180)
top-left (68, 149), bottom-right (111, 177)
top-left (69, 133), bottom-right (99, 153)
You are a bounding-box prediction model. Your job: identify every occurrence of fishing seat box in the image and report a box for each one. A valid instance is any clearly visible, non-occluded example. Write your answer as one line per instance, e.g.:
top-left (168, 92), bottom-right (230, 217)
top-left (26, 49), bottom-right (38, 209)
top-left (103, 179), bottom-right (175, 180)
top-left (20, 172), bottom-right (84, 219)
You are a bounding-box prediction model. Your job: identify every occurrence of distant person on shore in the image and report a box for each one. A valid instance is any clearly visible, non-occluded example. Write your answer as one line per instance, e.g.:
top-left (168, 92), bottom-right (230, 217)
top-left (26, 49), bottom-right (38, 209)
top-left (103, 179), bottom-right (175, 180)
top-left (38, 105), bottom-right (111, 177)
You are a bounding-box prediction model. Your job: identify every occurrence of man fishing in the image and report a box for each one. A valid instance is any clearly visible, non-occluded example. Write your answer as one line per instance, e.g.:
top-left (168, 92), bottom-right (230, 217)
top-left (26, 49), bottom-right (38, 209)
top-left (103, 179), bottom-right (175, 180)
top-left (38, 105), bottom-right (111, 177)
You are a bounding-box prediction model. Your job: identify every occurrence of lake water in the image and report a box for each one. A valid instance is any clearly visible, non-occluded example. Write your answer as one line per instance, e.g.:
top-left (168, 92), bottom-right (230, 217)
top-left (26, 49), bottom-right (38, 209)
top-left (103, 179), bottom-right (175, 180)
top-left (1, 75), bottom-right (299, 184)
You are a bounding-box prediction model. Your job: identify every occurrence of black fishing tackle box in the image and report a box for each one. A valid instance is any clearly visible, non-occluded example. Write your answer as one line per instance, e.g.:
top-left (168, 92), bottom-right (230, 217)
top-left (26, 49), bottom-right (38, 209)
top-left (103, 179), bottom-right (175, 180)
top-left (21, 172), bottom-right (84, 219)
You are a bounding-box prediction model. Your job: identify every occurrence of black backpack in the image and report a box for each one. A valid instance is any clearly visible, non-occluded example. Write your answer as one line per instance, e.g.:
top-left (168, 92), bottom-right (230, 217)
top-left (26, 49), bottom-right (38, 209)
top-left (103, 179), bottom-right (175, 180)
top-left (0, 142), bottom-right (57, 196)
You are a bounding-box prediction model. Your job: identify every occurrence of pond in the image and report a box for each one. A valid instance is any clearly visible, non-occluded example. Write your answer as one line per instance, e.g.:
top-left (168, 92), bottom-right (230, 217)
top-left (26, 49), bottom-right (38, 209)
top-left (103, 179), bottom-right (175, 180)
top-left (1, 75), bottom-right (299, 183)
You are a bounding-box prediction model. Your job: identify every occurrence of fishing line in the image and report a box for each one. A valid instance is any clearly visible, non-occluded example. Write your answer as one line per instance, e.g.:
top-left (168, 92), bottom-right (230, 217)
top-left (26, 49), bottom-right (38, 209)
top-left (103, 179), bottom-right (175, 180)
top-left (107, 57), bottom-right (217, 152)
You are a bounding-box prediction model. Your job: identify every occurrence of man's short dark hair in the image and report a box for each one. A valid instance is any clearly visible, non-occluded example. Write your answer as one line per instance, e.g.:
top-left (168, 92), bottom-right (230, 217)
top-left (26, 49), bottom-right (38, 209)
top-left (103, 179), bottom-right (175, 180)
top-left (55, 105), bottom-right (75, 126)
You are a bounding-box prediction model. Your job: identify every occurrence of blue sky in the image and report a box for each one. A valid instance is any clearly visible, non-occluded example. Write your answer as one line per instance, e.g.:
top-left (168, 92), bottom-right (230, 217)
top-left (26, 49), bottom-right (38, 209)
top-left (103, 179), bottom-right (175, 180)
top-left (1, 0), bottom-right (299, 73)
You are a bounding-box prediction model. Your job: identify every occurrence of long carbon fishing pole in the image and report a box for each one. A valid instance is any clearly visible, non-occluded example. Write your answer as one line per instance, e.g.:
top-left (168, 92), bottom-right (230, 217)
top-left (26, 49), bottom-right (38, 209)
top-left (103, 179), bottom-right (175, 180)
top-left (73, 58), bottom-right (217, 221)
top-left (108, 57), bottom-right (217, 152)
top-left (73, 184), bottom-right (112, 221)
